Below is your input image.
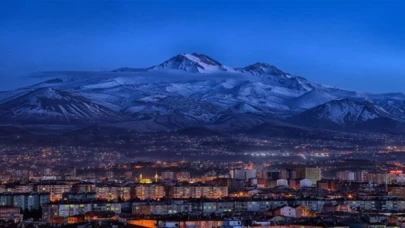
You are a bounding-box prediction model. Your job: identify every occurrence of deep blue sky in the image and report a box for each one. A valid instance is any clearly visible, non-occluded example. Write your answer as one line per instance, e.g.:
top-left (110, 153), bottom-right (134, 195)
top-left (0, 0), bottom-right (404, 92)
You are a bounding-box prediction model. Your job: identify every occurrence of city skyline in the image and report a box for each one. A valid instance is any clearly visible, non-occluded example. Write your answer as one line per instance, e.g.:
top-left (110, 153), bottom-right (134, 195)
top-left (1, 1), bottom-right (405, 226)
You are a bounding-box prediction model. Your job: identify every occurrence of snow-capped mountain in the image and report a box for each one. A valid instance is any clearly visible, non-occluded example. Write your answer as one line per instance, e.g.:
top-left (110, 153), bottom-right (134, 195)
top-left (111, 53), bottom-right (235, 73)
top-left (236, 62), bottom-right (289, 77)
top-left (289, 98), bottom-right (403, 131)
top-left (0, 88), bottom-right (122, 124)
top-left (1, 53), bottom-right (404, 133)
top-left (149, 53), bottom-right (235, 73)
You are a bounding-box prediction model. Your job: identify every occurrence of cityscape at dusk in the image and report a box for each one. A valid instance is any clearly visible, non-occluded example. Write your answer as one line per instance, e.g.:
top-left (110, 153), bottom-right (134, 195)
top-left (1, 0), bottom-right (405, 227)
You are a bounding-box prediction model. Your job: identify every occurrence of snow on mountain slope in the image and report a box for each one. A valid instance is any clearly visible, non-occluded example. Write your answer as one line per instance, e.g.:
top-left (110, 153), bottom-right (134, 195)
top-left (290, 98), bottom-right (401, 128)
top-left (236, 62), bottom-right (289, 77)
top-left (291, 88), bottom-right (339, 110)
top-left (1, 52), bottom-right (404, 133)
top-left (0, 88), bottom-right (122, 124)
top-left (371, 96), bottom-right (405, 121)
top-left (149, 53), bottom-right (235, 73)
top-left (123, 95), bottom-right (222, 122)
top-left (290, 86), bottom-right (368, 111)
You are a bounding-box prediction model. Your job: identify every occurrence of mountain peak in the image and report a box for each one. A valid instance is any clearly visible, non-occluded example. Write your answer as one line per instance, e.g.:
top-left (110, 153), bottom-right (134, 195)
top-left (149, 53), bottom-right (234, 73)
top-left (183, 53), bottom-right (223, 66)
top-left (28, 87), bottom-right (63, 99)
top-left (291, 97), bottom-right (395, 127)
top-left (236, 62), bottom-right (288, 76)
top-left (0, 87), bottom-right (121, 124)
top-left (251, 62), bottom-right (272, 67)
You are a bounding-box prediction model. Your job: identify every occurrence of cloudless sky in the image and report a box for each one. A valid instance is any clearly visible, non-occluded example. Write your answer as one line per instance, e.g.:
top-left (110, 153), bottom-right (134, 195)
top-left (0, 0), bottom-right (404, 92)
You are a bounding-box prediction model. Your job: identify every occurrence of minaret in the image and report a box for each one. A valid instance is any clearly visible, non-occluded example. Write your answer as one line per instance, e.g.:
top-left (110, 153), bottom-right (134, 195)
top-left (155, 171), bottom-right (158, 183)
top-left (139, 173), bottom-right (143, 182)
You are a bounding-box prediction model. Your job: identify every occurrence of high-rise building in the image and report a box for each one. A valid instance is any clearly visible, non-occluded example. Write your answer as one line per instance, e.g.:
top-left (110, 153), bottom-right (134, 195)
top-left (169, 184), bottom-right (228, 199)
top-left (229, 169), bottom-right (256, 181)
top-left (317, 179), bottom-right (339, 191)
top-left (364, 172), bottom-right (387, 185)
top-left (267, 170), bottom-right (280, 181)
top-left (0, 193), bottom-right (50, 211)
top-left (337, 171), bottom-right (355, 181)
top-left (72, 182), bottom-right (96, 193)
top-left (280, 169), bottom-right (296, 180)
top-left (296, 167), bottom-right (322, 185)
top-left (8, 184), bottom-right (34, 193)
top-left (35, 184), bottom-right (72, 202)
top-left (354, 170), bottom-right (366, 182)
top-left (42, 202), bottom-right (121, 222)
top-left (134, 184), bottom-right (165, 200)
top-left (95, 185), bottom-right (131, 201)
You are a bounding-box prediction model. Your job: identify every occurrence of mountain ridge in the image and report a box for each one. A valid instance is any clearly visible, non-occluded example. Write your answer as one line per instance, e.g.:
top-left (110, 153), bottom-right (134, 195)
top-left (1, 53), bottom-right (404, 134)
